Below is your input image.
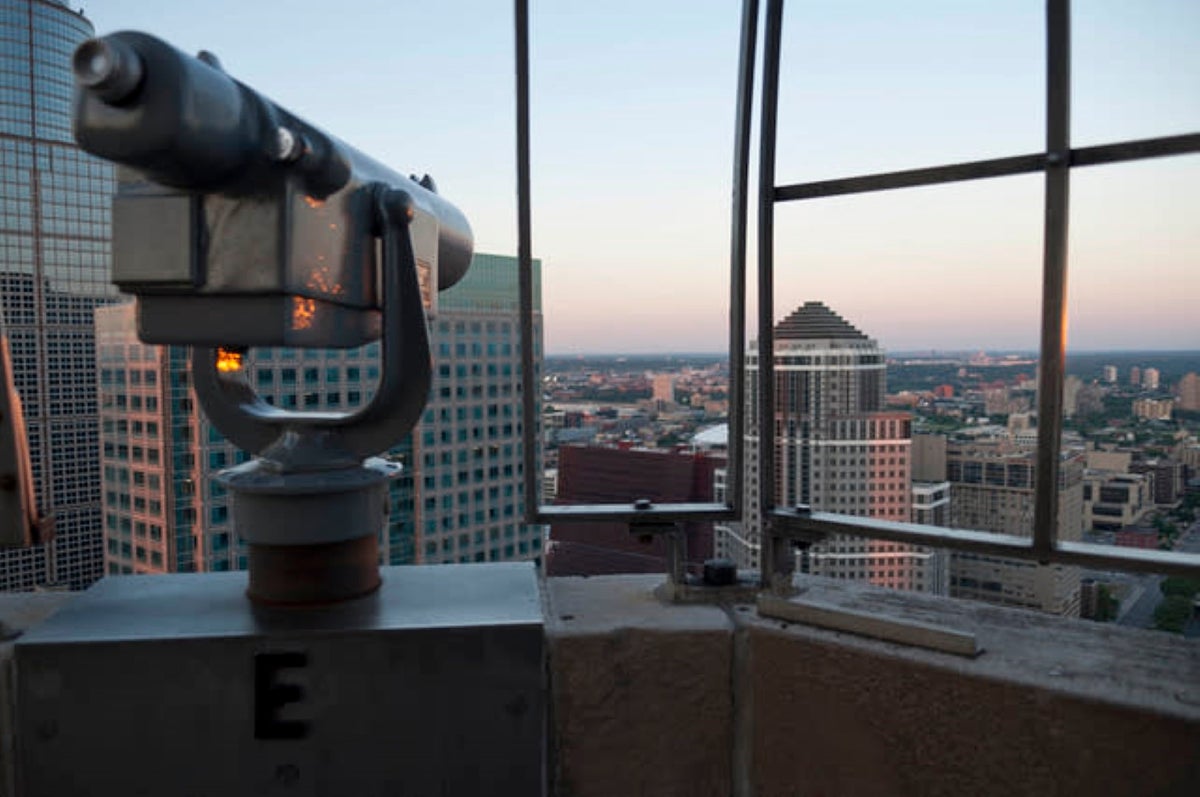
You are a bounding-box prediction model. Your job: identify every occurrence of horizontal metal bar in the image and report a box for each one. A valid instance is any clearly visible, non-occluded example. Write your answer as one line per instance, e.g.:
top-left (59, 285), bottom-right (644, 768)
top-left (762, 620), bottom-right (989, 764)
top-left (1053, 540), bottom-right (1200, 578)
top-left (773, 510), bottom-right (1032, 557)
top-left (774, 153), bottom-right (1045, 201)
top-left (773, 132), bottom-right (1200, 203)
top-left (535, 502), bottom-right (736, 524)
top-left (1071, 132), bottom-right (1200, 168)
top-left (771, 510), bottom-right (1200, 579)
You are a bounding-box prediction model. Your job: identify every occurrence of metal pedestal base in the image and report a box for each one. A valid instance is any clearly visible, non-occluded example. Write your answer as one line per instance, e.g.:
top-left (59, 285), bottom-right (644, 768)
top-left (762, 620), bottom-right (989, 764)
top-left (246, 535), bottom-right (381, 605)
top-left (15, 564), bottom-right (545, 796)
top-left (221, 457), bottom-right (398, 605)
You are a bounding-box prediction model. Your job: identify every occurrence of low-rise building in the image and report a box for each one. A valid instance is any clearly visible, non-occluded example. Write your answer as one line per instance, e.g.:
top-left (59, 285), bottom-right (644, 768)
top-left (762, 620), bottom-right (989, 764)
top-left (945, 441), bottom-right (1084, 616)
top-left (1132, 397), bottom-right (1173, 421)
top-left (1087, 449), bottom-right (1132, 474)
top-left (1130, 459), bottom-right (1188, 505)
top-left (1178, 372), bottom-right (1200, 412)
top-left (1114, 526), bottom-right (1159, 550)
top-left (912, 481), bottom-right (951, 526)
top-left (547, 445), bottom-right (722, 576)
top-left (1083, 472), bottom-right (1152, 532)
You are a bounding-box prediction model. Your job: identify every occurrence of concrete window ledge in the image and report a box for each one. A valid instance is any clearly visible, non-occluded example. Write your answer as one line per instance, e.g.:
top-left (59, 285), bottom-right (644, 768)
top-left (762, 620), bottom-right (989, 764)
top-left (3, 577), bottom-right (1198, 796)
top-left (545, 574), bottom-right (1200, 797)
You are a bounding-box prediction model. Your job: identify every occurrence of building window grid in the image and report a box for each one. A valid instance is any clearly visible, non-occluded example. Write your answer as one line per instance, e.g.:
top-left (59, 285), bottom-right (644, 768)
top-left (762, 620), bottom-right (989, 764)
top-left (513, 0), bottom-right (1200, 582)
top-left (99, 317), bottom-right (525, 569)
top-left (0, 1), bottom-right (117, 590)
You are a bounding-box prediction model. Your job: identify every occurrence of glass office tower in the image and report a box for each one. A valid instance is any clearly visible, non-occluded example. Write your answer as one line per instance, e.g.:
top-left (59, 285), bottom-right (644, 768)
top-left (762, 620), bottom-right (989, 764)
top-left (97, 253), bottom-right (544, 574)
top-left (0, 1), bottom-right (115, 590)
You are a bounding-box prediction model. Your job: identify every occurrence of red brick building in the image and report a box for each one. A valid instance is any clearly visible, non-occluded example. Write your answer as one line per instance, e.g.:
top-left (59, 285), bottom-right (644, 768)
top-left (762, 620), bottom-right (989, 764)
top-left (546, 446), bottom-right (723, 576)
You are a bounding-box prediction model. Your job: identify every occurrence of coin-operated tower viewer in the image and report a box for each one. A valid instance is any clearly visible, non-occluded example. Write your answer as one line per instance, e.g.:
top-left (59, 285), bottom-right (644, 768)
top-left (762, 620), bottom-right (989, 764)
top-left (15, 32), bottom-right (544, 797)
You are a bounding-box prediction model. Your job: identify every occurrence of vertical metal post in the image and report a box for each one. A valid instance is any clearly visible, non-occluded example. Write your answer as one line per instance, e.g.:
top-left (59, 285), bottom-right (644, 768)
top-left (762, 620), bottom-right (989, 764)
top-left (758, 0), bottom-right (791, 591)
top-left (727, 0), bottom-right (759, 518)
top-left (515, 0), bottom-right (539, 525)
top-left (666, 526), bottom-right (687, 588)
top-left (1033, 0), bottom-right (1071, 562)
top-left (630, 515), bottom-right (688, 596)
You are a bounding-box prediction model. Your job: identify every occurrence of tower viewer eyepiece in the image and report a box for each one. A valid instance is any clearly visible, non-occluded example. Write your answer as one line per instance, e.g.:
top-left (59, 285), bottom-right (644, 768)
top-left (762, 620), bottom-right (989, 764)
top-left (72, 31), bottom-right (473, 349)
top-left (72, 36), bottom-right (143, 103)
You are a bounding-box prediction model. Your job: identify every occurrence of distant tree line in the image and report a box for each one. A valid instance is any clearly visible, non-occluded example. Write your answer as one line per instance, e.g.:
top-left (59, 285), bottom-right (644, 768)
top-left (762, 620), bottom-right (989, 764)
top-left (1154, 577), bottom-right (1200, 634)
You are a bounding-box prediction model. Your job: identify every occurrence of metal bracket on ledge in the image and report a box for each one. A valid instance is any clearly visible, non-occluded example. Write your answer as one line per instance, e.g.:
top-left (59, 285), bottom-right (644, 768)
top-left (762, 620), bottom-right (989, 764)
top-left (757, 593), bottom-right (981, 658)
top-left (629, 499), bottom-right (762, 603)
top-left (629, 498), bottom-right (688, 598)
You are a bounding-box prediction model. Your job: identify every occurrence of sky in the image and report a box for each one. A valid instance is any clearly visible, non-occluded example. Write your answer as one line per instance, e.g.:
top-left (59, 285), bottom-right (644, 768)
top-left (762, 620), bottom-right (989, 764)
top-left (82, 1), bottom-right (1199, 354)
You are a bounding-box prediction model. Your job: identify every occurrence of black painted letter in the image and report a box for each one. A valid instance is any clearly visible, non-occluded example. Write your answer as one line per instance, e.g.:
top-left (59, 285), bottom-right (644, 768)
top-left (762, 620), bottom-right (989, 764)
top-left (254, 652), bottom-right (309, 740)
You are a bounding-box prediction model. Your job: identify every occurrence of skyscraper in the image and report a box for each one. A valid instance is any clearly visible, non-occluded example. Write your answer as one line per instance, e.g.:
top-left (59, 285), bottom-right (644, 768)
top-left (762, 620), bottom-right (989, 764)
top-left (98, 253), bottom-right (543, 574)
top-left (1062, 375), bottom-right (1083, 418)
top-left (718, 302), bottom-right (945, 594)
top-left (419, 253), bottom-right (544, 564)
top-left (0, 1), bottom-right (115, 590)
top-left (652, 373), bottom-right (675, 403)
top-left (1178, 372), bottom-right (1200, 412)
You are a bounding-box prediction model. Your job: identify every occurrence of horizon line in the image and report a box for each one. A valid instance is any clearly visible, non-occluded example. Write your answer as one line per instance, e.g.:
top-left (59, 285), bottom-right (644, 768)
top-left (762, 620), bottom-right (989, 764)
top-left (546, 348), bottom-right (1200, 357)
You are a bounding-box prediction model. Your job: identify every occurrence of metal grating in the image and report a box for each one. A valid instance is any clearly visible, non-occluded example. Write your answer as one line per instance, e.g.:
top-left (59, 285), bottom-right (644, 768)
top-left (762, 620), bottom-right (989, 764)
top-left (755, 0), bottom-right (1200, 589)
top-left (515, 0), bottom-right (1200, 588)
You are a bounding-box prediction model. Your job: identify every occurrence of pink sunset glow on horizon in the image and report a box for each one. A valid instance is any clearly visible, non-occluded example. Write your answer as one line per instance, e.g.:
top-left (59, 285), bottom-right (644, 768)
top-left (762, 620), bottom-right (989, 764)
top-left (88, 1), bottom-right (1199, 354)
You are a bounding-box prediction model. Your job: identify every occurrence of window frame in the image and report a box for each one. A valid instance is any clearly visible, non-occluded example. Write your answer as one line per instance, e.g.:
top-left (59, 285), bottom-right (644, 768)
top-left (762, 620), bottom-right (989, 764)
top-left (513, 0), bottom-right (752, 530)
top-left (514, 0), bottom-right (1200, 585)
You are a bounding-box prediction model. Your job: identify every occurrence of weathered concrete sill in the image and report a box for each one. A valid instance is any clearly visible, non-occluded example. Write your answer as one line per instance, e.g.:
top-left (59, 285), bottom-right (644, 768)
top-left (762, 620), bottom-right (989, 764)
top-left (545, 574), bottom-right (1200, 797)
top-left (3, 575), bottom-right (1198, 796)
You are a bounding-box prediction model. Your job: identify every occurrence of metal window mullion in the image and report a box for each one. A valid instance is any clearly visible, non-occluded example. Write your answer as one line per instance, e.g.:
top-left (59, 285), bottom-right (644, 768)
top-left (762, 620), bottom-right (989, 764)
top-left (773, 132), bottom-right (1200, 203)
top-left (515, 0), bottom-right (538, 526)
top-left (1052, 540), bottom-right (1200, 579)
top-left (1032, 0), bottom-right (1071, 562)
top-left (775, 153), bottom-right (1046, 202)
top-left (516, 0), bottom-right (753, 529)
top-left (539, 503), bottom-right (736, 524)
top-left (1070, 132), bottom-right (1200, 167)
top-left (727, 0), bottom-right (760, 518)
top-left (758, 0), bottom-right (789, 589)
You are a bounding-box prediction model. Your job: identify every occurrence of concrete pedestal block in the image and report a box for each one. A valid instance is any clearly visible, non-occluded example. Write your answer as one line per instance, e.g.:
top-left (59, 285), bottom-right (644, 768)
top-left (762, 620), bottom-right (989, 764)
top-left (15, 564), bottom-right (544, 797)
top-left (545, 575), bottom-right (733, 797)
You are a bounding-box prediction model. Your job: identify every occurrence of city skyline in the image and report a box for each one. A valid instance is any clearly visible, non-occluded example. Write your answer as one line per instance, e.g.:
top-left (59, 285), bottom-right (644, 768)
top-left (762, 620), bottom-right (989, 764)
top-left (84, 1), bottom-right (1199, 354)
top-left (544, 345), bottom-right (1200, 358)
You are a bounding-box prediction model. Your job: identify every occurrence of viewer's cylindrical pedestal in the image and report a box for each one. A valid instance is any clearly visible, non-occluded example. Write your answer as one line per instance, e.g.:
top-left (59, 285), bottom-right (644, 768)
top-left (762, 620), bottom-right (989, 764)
top-left (247, 535), bottom-right (380, 605)
top-left (219, 456), bottom-right (399, 606)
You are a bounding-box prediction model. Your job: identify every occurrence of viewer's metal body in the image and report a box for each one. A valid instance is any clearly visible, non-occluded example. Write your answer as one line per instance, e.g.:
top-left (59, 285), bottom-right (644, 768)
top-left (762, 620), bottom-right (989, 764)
top-left (73, 31), bottom-right (474, 603)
